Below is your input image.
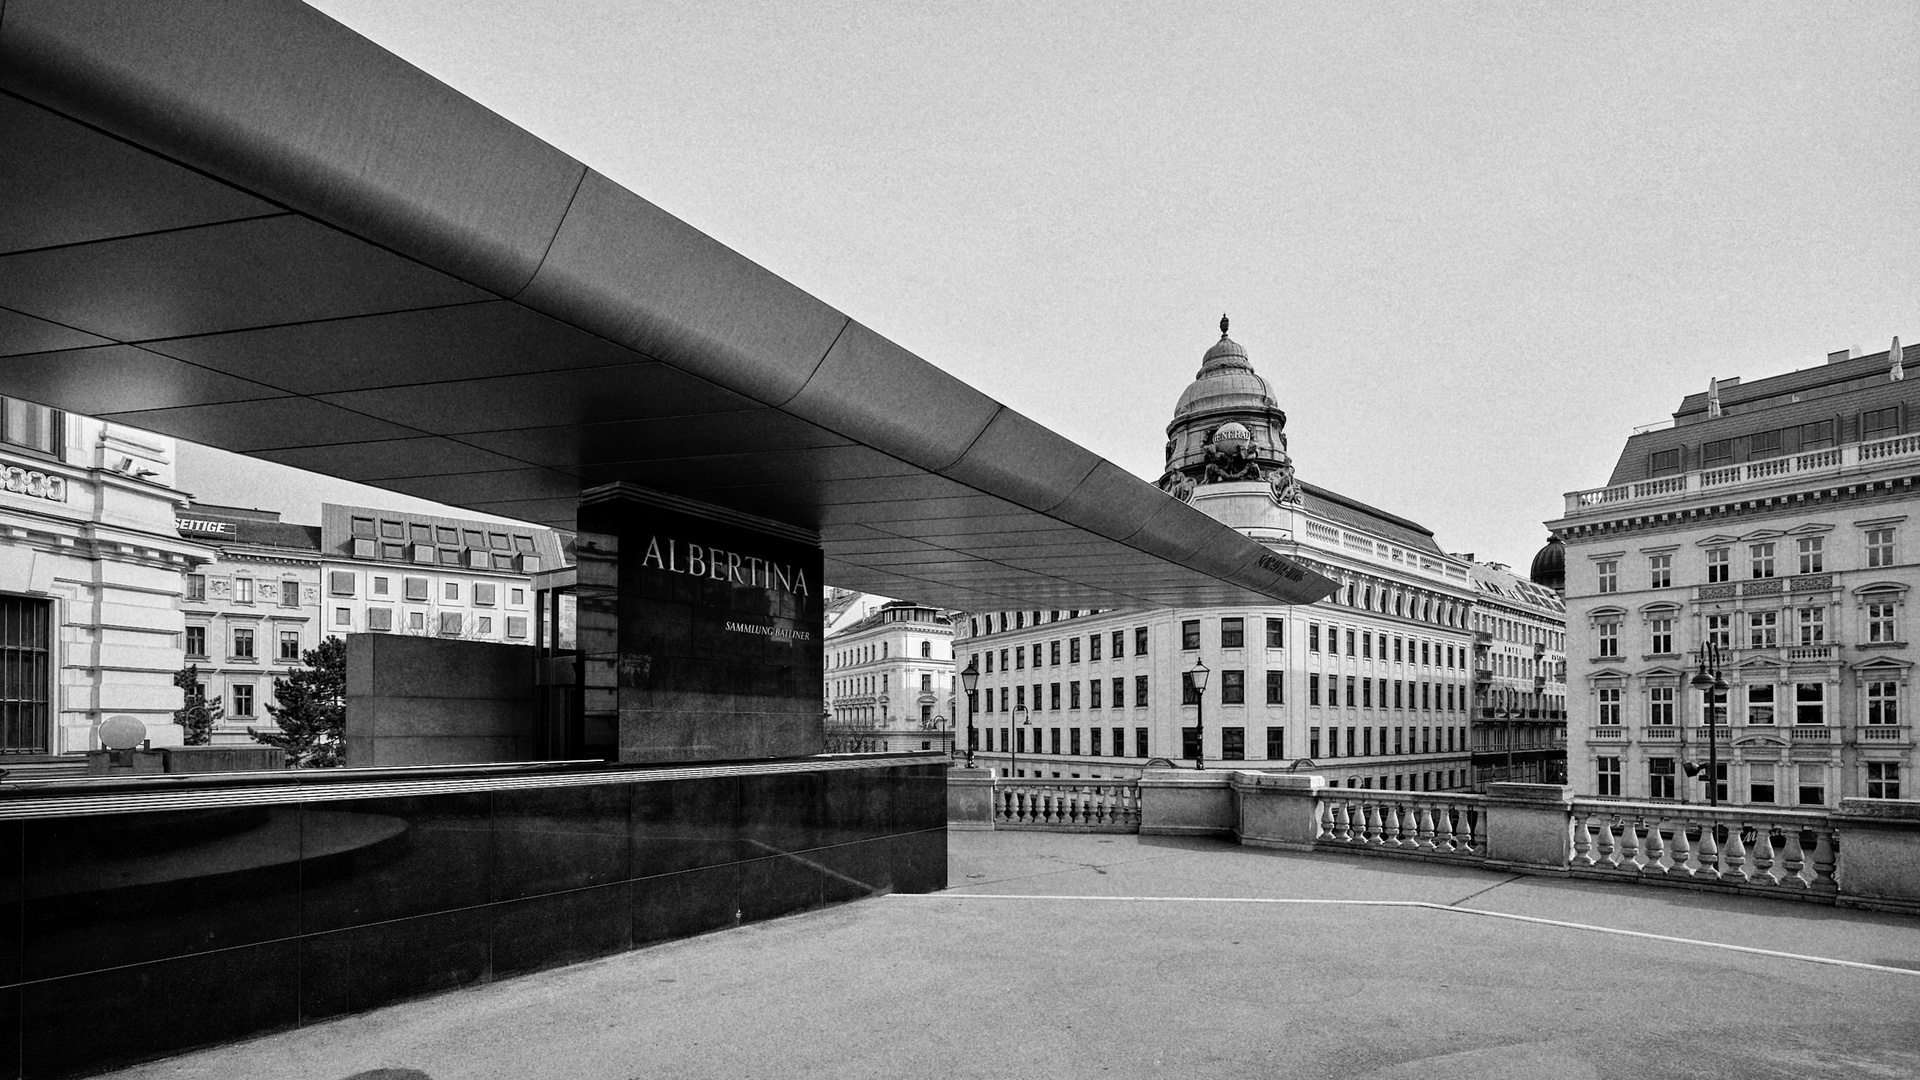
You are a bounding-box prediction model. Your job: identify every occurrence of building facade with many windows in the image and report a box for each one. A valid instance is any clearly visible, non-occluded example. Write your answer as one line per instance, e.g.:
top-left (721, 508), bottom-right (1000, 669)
top-left (957, 320), bottom-right (1478, 789)
top-left (823, 598), bottom-right (955, 755)
top-left (1552, 340), bottom-right (1918, 805)
top-left (1467, 557), bottom-right (1568, 788)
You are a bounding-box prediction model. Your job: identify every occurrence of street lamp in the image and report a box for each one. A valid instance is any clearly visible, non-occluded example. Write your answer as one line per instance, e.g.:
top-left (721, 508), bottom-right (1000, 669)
top-left (1687, 641), bottom-right (1730, 806)
top-left (960, 658), bottom-right (980, 768)
top-left (1187, 657), bottom-right (1210, 770)
top-left (1010, 705), bottom-right (1030, 779)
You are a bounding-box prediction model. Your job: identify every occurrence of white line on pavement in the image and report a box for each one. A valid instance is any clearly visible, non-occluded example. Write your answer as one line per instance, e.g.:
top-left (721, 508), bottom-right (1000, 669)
top-left (893, 892), bottom-right (1920, 977)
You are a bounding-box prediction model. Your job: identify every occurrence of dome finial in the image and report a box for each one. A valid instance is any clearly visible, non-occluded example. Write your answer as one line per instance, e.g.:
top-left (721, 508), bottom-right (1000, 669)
top-left (1219, 313), bottom-right (1230, 339)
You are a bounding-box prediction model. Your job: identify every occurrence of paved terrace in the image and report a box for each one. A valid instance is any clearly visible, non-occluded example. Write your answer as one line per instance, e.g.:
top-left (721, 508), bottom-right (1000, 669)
top-left (109, 831), bottom-right (1920, 1080)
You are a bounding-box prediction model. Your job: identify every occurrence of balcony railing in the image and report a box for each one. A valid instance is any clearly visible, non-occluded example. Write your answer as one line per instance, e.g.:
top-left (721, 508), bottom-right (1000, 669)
top-left (1688, 725), bottom-right (1733, 743)
top-left (1789, 726), bottom-right (1833, 742)
top-left (1564, 434), bottom-right (1920, 516)
top-left (993, 779), bottom-right (1139, 831)
top-left (949, 773), bottom-right (1913, 913)
top-left (1641, 725), bottom-right (1680, 741)
top-left (1859, 725), bottom-right (1909, 743)
top-left (1589, 725), bottom-right (1628, 741)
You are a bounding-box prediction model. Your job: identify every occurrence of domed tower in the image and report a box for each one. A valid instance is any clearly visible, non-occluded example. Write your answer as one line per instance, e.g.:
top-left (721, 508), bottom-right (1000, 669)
top-left (1529, 535), bottom-right (1566, 596)
top-left (1157, 315), bottom-right (1300, 504)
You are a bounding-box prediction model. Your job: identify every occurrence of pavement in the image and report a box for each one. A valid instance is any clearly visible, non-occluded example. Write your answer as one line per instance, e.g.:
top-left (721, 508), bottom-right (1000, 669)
top-left (110, 832), bottom-right (1920, 1080)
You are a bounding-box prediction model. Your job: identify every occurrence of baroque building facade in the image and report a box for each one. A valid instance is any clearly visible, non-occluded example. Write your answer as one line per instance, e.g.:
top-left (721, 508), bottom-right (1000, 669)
top-left (1467, 556), bottom-right (1568, 787)
top-left (823, 597), bottom-right (956, 755)
top-left (1550, 339), bottom-right (1917, 806)
top-left (957, 320), bottom-right (1483, 789)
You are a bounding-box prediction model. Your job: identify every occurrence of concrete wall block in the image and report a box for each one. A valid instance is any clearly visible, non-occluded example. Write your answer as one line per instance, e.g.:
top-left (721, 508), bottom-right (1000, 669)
top-left (90, 601), bottom-right (182, 633)
top-left (1231, 770), bottom-right (1325, 850)
top-left (1483, 783), bottom-right (1574, 873)
top-left (1833, 798), bottom-right (1920, 915)
top-left (1139, 769), bottom-right (1233, 836)
top-left (947, 769), bottom-right (995, 829)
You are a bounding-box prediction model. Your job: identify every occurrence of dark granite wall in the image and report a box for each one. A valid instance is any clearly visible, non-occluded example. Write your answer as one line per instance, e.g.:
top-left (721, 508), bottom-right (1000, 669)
top-left (0, 759), bottom-right (945, 1079)
top-left (576, 491), bottom-right (826, 763)
top-left (342, 635), bottom-right (541, 766)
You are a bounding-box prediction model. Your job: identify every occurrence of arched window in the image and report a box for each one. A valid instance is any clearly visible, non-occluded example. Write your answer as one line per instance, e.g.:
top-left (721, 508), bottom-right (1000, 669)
top-left (921, 640), bottom-right (931, 658)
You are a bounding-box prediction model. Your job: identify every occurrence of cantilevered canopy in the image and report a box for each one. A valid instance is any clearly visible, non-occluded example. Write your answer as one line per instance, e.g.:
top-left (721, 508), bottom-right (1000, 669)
top-left (0, 0), bottom-right (1335, 612)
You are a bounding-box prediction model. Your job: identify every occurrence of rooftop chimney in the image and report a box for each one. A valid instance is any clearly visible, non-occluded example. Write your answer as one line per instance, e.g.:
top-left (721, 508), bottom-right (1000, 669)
top-left (1829, 348), bottom-right (1855, 365)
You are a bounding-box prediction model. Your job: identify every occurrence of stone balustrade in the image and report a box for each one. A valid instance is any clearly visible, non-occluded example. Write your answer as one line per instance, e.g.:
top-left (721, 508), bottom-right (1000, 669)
top-left (948, 768), bottom-right (1920, 915)
top-left (1563, 433), bottom-right (1920, 515)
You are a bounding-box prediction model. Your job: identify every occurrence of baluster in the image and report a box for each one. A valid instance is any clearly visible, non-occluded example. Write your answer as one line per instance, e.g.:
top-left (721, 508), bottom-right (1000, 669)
top-left (1571, 811), bottom-right (1593, 867)
top-left (1750, 825), bottom-right (1776, 886)
top-left (1432, 805), bottom-right (1456, 854)
top-left (1668, 822), bottom-right (1694, 878)
top-left (1810, 827), bottom-right (1839, 893)
top-left (1779, 828), bottom-right (1808, 889)
top-left (1383, 803), bottom-right (1404, 847)
top-left (1416, 803), bottom-right (1437, 852)
top-left (1721, 823), bottom-right (1750, 885)
top-left (1695, 821), bottom-right (1722, 882)
top-left (1617, 820), bottom-right (1641, 872)
top-left (1363, 803), bottom-right (1383, 845)
top-left (1644, 823), bottom-right (1671, 876)
top-left (1337, 800), bottom-right (1357, 843)
top-left (1461, 807), bottom-right (1480, 854)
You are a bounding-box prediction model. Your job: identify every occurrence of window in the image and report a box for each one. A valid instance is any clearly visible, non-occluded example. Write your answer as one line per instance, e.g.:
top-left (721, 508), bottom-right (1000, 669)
top-left (1647, 687), bottom-right (1674, 726)
top-left (1749, 542), bottom-right (1775, 579)
top-left (1800, 419), bottom-right (1835, 451)
top-left (1015, 648), bottom-right (1024, 671)
top-left (1863, 406), bottom-right (1901, 441)
top-left (1266, 727), bottom-right (1285, 759)
top-left (1088, 635), bottom-right (1100, 661)
top-left (1868, 599), bottom-right (1898, 644)
top-left (1749, 763), bottom-right (1775, 804)
top-left (506, 615), bottom-right (527, 639)
top-left (1746, 684), bottom-right (1774, 725)
top-left (1220, 617), bottom-right (1244, 649)
top-left (328, 570), bottom-right (355, 597)
top-left (474, 583), bottom-right (498, 607)
top-left (1596, 560), bottom-right (1618, 594)
top-left (409, 611), bottom-right (426, 631)
top-left (1069, 728), bottom-right (1080, 754)
top-left (1867, 762), bottom-right (1902, 800)
top-left (1748, 611), bottom-right (1777, 648)
top-left (1181, 620), bottom-right (1200, 650)
top-left (1361, 634), bottom-right (1372, 659)
top-left (1867, 528), bottom-right (1896, 569)
top-left (279, 630), bottom-right (300, 660)
top-left (1181, 672), bottom-right (1201, 705)
top-left (444, 581), bottom-right (461, 602)
top-left (1221, 727), bottom-right (1245, 761)
top-left (1597, 757), bottom-right (1621, 797)
top-left (1362, 680), bottom-right (1372, 708)
top-left (1050, 641), bottom-right (1061, 666)
top-left (1112, 677), bottom-right (1125, 708)
top-left (1648, 448), bottom-right (1682, 476)
top-left (921, 673), bottom-right (933, 693)
top-left (1797, 764), bottom-right (1825, 806)
top-left (1596, 618), bottom-right (1620, 658)
top-left (1309, 727), bottom-right (1321, 757)
top-left (1867, 681), bottom-right (1898, 725)
top-left (1136, 727), bottom-right (1149, 758)
top-left (1648, 757), bottom-right (1675, 800)
top-left (1650, 616), bottom-right (1674, 655)
top-left (185, 575), bottom-right (206, 602)
top-left (1709, 762), bottom-right (1730, 804)
top-left (403, 577), bottom-right (429, 602)
top-left (1309, 674), bottom-right (1321, 706)
top-left (1796, 536), bottom-right (1824, 575)
top-left (1328, 628), bottom-right (1338, 656)
top-left (232, 627), bottom-right (254, 658)
top-left (1346, 677), bottom-right (1357, 707)
top-left (1797, 607), bottom-right (1824, 645)
top-left (1069, 682), bottom-right (1080, 709)
top-left (371, 576), bottom-right (390, 597)
top-left (1706, 613), bottom-right (1732, 651)
top-left (1090, 680), bottom-right (1102, 709)
top-left (1705, 547), bottom-right (1729, 584)
top-left (1182, 727), bottom-right (1200, 759)
top-left (1089, 727), bottom-right (1102, 755)
top-left (439, 612), bottom-right (464, 636)
top-left (235, 578), bottom-right (255, 604)
top-left (1221, 670), bottom-right (1244, 704)
top-left (1135, 627), bottom-right (1148, 655)
top-left (1266, 619), bottom-right (1284, 648)
top-left (1112, 630), bottom-right (1125, 658)
top-left (368, 608), bottom-right (394, 632)
top-left (1347, 630), bottom-right (1357, 655)
top-left (1702, 439), bottom-right (1733, 468)
top-left (231, 684), bottom-right (254, 718)
top-left (1135, 675), bottom-right (1148, 706)
top-left (1266, 671), bottom-right (1284, 705)
top-left (1597, 687), bottom-right (1621, 725)
top-left (333, 606), bottom-right (351, 627)
top-left (0, 398), bottom-right (62, 457)
top-left (1649, 554), bottom-right (1672, 589)
top-left (1795, 682), bottom-right (1825, 726)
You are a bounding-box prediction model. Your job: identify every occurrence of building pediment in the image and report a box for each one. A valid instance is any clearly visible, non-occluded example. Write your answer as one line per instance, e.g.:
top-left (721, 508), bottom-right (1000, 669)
top-left (1737, 529), bottom-right (1785, 542)
top-left (1852, 580), bottom-right (1909, 597)
top-left (1733, 731), bottom-right (1789, 748)
top-left (1695, 534), bottom-right (1741, 548)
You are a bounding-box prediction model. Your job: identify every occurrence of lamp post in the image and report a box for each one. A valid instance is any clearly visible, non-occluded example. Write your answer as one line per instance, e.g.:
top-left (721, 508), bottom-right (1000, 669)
top-left (1687, 640), bottom-right (1729, 806)
top-left (1187, 657), bottom-right (1210, 770)
top-left (960, 659), bottom-right (980, 768)
top-left (1010, 705), bottom-right (1029, 779)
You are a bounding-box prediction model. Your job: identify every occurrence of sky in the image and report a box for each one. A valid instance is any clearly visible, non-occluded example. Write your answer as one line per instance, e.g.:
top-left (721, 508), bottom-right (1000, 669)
top-left (263, 0), bottom-right (1920, 568)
